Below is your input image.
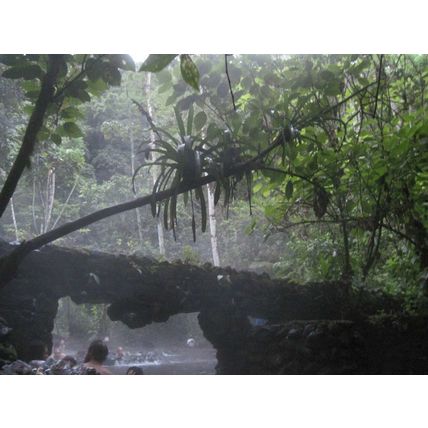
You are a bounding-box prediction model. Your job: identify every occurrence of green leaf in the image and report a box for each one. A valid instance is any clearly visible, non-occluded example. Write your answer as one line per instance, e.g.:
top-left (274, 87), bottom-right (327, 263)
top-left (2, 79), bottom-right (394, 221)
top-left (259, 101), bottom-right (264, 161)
top-left (38, 126), bottom-right (50, 141)
top-left (194, 111), bottom-right (207, 132)
top-left (87, 78), bottom-right (109, 95)
top-left (285, 180), bottom-right (294, 199)
top-left (22, 65), bottom-right (44, 80)
top-left (85, 58), bottom-right (105, 81)
top-left (139, 54), bottom-right (178, 72)
top-left (150, 198), bottom-right (157, 218)
top-left (51, 134), bottom-right (62, 145)
top-left (60, 122), bottom-right (83, 138)
top-left (103, 65), bottom-right (122, 86)
top-left (116, 54), bottom-right (136, 71)
top-left (207, 123), bottom-right (220, 139)
top-left (262, 168), bottom-right (284, 184)
top-left (163, 198), bottom-right (169, 230)
top-left (196, 187), bottom-right (207, 232)
top-left (253, 182), bottom-right (263, 194)
top-left (2, 64), bottom-right (43, 80)
top-left (65, 80), bottom-right (91, 102)
top-left (176, 95), bottom-right (196, 111)
top-left (0, 54), bottom-right (25, 66)
top-left (170, 194), bottom-right (177, 230)
top-left (76, 90), bottom-right (91, 103)
top-left (191, 211), bottom-right (196, 242)
top-left (25, 90), bottom-right (40, 100)
top-left (60, 106), bottom-right (84, 120)
top-left (180, 54), bottom-right (200, 91)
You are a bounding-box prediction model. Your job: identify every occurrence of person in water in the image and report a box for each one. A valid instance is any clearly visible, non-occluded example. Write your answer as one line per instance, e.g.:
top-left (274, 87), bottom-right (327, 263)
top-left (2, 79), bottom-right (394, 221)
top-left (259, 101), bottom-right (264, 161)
top-left (126, 366), bottom-right (143, 375)
top-left (82, 340), bottom-right (112, 375)
top-left (115, 346), bottom-right (125, 362)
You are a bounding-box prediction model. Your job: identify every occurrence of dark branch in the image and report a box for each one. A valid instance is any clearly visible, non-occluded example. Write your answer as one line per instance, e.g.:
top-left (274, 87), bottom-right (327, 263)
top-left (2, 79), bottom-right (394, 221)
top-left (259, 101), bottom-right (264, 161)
top-left (372, 54), bottom-right (384, 118)
top-left (132, 99), bottom-right (163, 141)
top-left (225, 54), bottom-right (237, 111)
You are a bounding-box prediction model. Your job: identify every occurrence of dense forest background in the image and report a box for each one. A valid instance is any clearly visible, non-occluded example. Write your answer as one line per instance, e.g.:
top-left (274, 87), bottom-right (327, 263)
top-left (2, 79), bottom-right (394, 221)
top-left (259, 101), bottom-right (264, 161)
top-left (0, 54), bottom-right (427, 342)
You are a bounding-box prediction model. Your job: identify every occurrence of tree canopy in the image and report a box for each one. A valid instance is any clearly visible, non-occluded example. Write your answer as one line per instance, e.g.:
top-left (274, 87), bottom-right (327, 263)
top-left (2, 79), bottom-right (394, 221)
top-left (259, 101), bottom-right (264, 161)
top-left (0, 54), bottom-right (427, 301)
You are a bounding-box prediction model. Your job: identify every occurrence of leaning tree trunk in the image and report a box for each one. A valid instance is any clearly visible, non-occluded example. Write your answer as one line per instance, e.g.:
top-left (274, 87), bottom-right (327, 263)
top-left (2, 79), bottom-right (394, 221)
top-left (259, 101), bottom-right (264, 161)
top-left (0, 55), bottom-right (63, 218)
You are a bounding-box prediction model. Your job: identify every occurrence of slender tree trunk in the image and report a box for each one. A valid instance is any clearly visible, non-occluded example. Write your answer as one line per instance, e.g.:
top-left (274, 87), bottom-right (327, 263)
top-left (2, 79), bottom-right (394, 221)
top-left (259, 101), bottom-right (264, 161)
top-left (43, 168), bottom-right (55, 233)
top-left (145, 74), bottom-right (165, 256)
top-left (207, 180), bottom-right (220, 266)
top-left (338, 198), bottom-right (353, 284)
top-left (10, 197), bottom-right (19, 242)
top-left (130, 137), bottom-right (144, 249)
top-left (51, 176), bottom-right (79, 230)
top-left (31, 175), bottom-right (40, 235)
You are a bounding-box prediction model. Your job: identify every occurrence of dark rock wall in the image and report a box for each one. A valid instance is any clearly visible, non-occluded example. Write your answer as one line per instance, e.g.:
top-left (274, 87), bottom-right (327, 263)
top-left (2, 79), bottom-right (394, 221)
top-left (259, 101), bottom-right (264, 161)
top-left (1, 241), bottom-right (427, 374)
top-left (199, 315), bottom-right (428, 374)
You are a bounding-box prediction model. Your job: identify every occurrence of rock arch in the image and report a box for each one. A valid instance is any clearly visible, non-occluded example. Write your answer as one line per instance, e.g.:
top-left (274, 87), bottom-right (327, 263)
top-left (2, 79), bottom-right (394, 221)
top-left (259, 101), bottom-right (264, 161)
top-left (1, 240), bottom-right (428, 374)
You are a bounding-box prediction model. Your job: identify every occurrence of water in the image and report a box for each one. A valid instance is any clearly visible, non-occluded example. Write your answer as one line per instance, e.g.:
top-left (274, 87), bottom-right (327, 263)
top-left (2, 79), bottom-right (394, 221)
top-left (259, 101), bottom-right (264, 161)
top-left (107, 348), bottom-right (217, 375)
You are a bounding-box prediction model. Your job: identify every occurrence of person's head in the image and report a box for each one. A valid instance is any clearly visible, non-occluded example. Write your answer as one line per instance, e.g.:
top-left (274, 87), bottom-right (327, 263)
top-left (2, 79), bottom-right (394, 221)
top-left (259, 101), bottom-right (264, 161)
top-left (53, 346), bottom-right (63, 360)
top-left (116, 346), bottom-right (124, 356)
top-left (126, 366), bottom-right (144, 375)
top-left (61, 355), bottom-right (77, 368)
top-left (84, 340), bottom-right (109, 364)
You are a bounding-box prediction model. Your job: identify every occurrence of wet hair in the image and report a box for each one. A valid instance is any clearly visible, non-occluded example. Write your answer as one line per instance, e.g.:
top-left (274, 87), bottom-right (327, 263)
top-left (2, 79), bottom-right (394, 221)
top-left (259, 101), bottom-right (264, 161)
top-left (61, 355), bottom-right (77, 367)
top-left (126, 366), bottom-right (144, 375)
top-left (84, 340), bottom-right (109, 364)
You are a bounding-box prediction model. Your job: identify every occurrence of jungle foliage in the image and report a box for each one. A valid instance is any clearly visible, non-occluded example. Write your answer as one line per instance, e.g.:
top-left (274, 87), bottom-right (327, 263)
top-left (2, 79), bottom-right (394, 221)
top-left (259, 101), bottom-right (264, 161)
top-left (0, 54), bottom-right (427, 306)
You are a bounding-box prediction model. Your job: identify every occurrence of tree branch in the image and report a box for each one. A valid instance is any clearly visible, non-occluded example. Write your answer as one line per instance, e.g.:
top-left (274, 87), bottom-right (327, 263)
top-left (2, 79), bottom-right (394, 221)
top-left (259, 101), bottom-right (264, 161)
top-left (0, 55), bottom-right (63, 218)
top-left (225, 54), bottom-right (236, 111)
top-left (372, 54), bottom-right (384, 118)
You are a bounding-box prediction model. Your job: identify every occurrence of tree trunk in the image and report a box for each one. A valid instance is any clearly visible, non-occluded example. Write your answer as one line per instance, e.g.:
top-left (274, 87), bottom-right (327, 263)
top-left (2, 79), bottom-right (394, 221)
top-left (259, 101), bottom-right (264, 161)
top-left (207, 182), bottom-right (220, 266)
top-left (43, 168), bottom-right (55, 233)
top-left (0, 55), bottom-right (63, 218)
top-left (10, 197), bottom-right (19, 242)
top-left (145, 73), bottom-right (165, 256)
top-left (130, 137), bottom-right (144, 249)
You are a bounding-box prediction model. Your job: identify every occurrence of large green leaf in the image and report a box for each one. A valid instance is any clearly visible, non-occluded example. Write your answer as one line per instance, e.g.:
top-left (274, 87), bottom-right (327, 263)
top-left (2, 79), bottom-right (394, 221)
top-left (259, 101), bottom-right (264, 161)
top-left (59, 122), bottom-right (84, 138)
top-left (139, 54), bottom-right (178, 72)
top-left (102, 65), bottom-right (122, 86)
top-left (180, 54), bottom-right (200, 91)
top-left (194, 111), bottom-right (207, 132)
top-left (111, 54), bottom-right (136, 71)
top-left (2, 64), bottom-right (43, 80)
